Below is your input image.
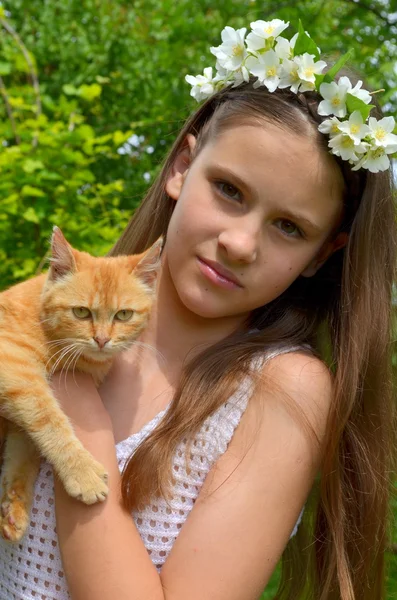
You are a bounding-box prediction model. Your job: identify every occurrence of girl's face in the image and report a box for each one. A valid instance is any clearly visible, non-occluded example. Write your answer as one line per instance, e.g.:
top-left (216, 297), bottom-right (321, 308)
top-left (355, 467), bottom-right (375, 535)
top-left (164, 122), bottom-right (346, 324)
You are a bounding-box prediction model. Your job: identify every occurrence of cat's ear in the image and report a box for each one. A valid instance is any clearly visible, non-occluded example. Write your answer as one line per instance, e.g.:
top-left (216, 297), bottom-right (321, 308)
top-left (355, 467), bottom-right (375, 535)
top-left (48, 226), bottom-right (77, 281)
top-left (134, 237), bottom-right (163, 291)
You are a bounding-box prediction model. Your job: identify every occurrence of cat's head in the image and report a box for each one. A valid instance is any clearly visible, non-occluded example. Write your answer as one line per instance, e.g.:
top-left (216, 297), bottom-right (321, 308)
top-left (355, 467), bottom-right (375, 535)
top-left (40, 227), bottom-right (162, 362)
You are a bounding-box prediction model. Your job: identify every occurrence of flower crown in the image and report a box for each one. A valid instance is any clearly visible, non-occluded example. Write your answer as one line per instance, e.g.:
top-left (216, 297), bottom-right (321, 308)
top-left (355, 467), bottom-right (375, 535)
top-left (185, 20), bottom-right (397, 173)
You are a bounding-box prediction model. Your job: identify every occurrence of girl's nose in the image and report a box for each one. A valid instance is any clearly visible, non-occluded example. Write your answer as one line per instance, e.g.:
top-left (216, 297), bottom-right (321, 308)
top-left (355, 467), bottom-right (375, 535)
top-left (218, 227), bottom-right (258, 264)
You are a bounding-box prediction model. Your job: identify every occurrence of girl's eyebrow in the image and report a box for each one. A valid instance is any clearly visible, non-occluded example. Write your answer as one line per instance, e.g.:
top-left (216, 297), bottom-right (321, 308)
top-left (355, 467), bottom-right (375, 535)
top-left (279, 209), bottom-right (323, 234)
top-left (209, 163), bottom-right (253, 194)
top-left (209, 163), bottom-right (324, 234)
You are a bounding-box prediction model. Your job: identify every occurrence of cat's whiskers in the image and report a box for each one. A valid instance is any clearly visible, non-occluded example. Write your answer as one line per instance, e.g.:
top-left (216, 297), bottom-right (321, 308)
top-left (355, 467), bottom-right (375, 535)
top-left (48, 343), bottom-right (82, 378)
top-left (48, 348), bottom-right (75, 378)
top-left (45, 343), bottom-right (75, 372)
top-left (118, 339), bottom-right (165, 364)
top-left (51, 346), bottom-right (84, 395)
top-left (44, 337), bottom-right (82, 348)
top-left (44, 339), bottom-right (87, 370)
top-left (70, 347), bottom-right (85, 388)
top-left (58, 346), bottom-right (84, 392)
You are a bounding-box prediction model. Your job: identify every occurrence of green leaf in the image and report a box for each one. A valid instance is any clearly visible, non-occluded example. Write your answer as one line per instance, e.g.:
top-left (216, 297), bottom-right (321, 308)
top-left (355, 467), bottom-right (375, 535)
top-left (71, 169), bottom-right (96, 184)
top-left (22, 207), bottom-right (40, 224)
top-left (21, 185), bottom-right (45, 198)
top-left (78, 83), bottom-right (102, 102)
top-left (38, 170), bottom-right (63, 182)
top-left (62, 84), bottom-right (79, 96)
top-left (95, 75), bottom-right (111, 84)
top-left (322, 49), bottom-right (354, 83)
top-left (113, 130), bottom-right (132, 146)
top-left (0, 62), bottom-right (11, 76)
top-left (76, 124), bottom-right (95, 140)
top-left (346, 94), bottom-right (375, 121)
top-left (2, 194), bottom-right (19, 215)
top-left (293, 20), bottom-right (320, 60)
top-left (23, 159), bottom-right (44, 173)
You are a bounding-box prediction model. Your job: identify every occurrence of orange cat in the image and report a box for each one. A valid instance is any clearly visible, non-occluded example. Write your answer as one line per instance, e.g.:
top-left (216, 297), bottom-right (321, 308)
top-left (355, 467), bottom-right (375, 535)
top-left (0, 227), bottom-right (161, 542)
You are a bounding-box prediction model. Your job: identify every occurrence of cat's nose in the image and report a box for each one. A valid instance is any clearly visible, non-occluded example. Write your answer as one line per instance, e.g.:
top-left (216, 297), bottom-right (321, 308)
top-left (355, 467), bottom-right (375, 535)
top-left (94, 336), bottom-right (110, 349)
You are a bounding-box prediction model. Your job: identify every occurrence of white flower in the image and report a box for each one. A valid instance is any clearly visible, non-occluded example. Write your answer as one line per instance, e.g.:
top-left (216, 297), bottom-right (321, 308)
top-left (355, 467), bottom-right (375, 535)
top-left (290, 32), bottom-right (298, 48)
top-left (318, 116), bottom-right (343, 136)
top-left (246, 19), bottom-right (289, 52)
top-left (367, 116), bottom-right (397, 150)
top-left (278, 58), bottom-right (301, 93)
top-left (185, 67), bottom-right (216, 102)
top-left (210, 26), bottom-right (247, 71)
top-left (328, 133), bottom-right (367, 162)
top-left (276, 31), bottom-right (320, 58)
top-left (349, 80), bottom-right (372, 104)
top-left (274, 36), bottom-right (293, 60)
top-left (212, 60), bottom-right (249, 88)
top-left (278, 55), bottom-right (321, 93)
top-left (246, 50), bottom-right (281, 92)
top-left (338, 110), bottom-right (370, 144)
top-left (231, 66), bottom-right (250, 86)
top-left (212, 61), bottom-right (232, 86)
top-left (352, 146), bottom-right (392, 173)
top-left (295, 53), bottom-right (327, 84)
top-left (318, 78), bottom-right (351, 118)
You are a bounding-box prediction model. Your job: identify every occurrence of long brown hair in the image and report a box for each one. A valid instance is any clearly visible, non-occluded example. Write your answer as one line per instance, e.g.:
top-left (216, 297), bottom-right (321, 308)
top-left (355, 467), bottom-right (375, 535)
top-left (110, 79), bottom-right (397, 599)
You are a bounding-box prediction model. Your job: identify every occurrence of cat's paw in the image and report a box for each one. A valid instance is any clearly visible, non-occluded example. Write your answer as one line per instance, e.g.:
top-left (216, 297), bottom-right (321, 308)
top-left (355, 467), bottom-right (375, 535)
top-left (0, 488), bottom-right (29, 543)
top-left (61, 453), bottom-right (109, 505)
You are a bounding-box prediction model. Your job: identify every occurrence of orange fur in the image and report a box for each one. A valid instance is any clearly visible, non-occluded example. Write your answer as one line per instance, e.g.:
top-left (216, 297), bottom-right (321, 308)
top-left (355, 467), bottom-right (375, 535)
top-left (0, 228), bottom-right (161, 542)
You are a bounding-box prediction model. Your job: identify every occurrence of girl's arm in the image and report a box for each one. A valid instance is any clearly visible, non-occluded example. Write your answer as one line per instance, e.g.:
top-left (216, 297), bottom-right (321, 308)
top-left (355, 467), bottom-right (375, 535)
top-left (53, 352), bottom-right (332, 600)
top-left (51, 373), bottom-right (164, 600)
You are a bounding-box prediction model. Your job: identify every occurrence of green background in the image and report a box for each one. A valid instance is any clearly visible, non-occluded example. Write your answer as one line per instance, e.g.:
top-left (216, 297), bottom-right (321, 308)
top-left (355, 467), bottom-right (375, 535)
top-left (1, 0), bottom-right (396, 596)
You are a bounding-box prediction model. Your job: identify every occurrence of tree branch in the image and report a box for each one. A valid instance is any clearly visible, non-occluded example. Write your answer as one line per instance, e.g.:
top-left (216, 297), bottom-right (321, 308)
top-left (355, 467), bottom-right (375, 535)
top-left (0, 16), bottom-right (42, 146)
top-left (0, 74), bottom-right (20, 144)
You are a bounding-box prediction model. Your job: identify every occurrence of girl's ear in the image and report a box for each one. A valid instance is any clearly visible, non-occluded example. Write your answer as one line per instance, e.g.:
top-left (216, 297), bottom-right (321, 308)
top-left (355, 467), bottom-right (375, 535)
top-left (301, 232), bottom-right (348, 277)
top-left (165, 133), bottom-right (197, 201)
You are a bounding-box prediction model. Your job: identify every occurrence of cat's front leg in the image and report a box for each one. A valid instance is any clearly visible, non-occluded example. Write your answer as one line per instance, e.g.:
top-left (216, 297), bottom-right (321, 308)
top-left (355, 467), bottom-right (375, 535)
top-left (1, 380), bottom-right (109, 505)
top-left (0, 424), bottom-right (40, 542)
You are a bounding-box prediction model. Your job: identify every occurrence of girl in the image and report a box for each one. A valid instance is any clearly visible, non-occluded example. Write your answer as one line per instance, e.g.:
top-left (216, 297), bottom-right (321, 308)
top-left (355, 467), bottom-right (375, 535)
top-left (0, 19), bottom-right (396, 600)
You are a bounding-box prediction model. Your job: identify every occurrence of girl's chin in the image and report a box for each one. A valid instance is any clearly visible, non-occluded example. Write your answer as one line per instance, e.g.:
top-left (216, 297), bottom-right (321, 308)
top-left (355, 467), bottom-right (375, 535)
top-left (177, 289), bottom-right (250, 322)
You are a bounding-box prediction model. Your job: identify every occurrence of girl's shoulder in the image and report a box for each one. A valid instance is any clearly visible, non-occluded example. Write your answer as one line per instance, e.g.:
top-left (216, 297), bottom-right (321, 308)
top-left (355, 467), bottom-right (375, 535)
top-left (252, 343), bottom-right (333, 441)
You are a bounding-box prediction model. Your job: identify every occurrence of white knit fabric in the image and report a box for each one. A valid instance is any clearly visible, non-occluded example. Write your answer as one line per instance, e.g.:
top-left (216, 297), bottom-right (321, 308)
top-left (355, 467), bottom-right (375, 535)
top-left (0, 344), bottom-right (310, 599)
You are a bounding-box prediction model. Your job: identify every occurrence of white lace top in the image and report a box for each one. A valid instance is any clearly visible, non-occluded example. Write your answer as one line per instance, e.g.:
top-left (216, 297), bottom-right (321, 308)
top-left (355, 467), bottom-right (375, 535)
top-left (0, 344), bottom-right (310, 599)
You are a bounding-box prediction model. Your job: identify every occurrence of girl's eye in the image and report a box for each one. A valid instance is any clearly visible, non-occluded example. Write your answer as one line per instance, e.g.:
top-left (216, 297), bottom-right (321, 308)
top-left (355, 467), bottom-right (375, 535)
top-left (114, 309), bottom-right (134, 322)
top-left (215, 181), bottom-right (242, 202)
top-left (72, 307), bottom-right (91, 319)
top-left (276, 219), bottom-right (304, 239)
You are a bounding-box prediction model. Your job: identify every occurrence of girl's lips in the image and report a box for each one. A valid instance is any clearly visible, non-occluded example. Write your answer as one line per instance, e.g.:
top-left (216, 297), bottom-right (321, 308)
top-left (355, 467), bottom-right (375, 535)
top-left (197, 257), bottom-right (243, 290)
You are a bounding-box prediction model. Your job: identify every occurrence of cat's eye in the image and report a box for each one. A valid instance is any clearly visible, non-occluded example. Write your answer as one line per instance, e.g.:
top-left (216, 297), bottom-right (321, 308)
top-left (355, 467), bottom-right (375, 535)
top-left (72, 307), bottom-right (91, 319)
top-left (114, 309), bottom-right (134, 322)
